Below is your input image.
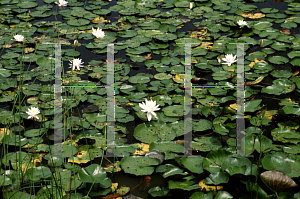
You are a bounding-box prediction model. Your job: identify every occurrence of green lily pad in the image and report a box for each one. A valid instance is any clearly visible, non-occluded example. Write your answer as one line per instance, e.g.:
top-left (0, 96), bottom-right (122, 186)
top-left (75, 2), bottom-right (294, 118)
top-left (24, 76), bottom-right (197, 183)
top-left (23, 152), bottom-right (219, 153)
top-left (201, 106), bottom-right (223, 117)
top-left (3, 192), bottom-right (37, 199)
top-left (283, 144), bottom-right (300, 154)
top-left (162, 105), bottom-right (190, 117)
top-left (205, 170), bottom-right (229, 185)
top-left (268, 56), bottom-right (289, 64)
top-left (262, 153), bottom-right (291, 175)
top-left (215, 191), bottom-right (233, 199)
top-left (120, 156), bottom-right (159, 176)
top-left (190, 192), bottom-right (214, 199)
top-left (271, 127), bottom-right (300, 144)
top-left (253, 21), bottom-right (273, 30)
top-left (203, 149), bottom-right (233, 173)
top-left (78, 164), bottom-right (110, 184)
top-left (134, 122), bottom-right (177, 144)
top-left (168, 179), bottom-right (201, 191)
top-left (0, 69), bottom-right (11, 79)
top-left (36, 185), bottom-right (64, 198)
top-left (260, 8), bottom-right (279, 13)
top-left (26, 166), bottom-right (52, 181)
top-left (24, 129), bottom-right (45, 137)
top-left (154, 73), bottom-right (172, 80)
top-left (193, 119), bottom-right (212, 132)
top-left (245, 99), bottom-right (262, 112)
top-left (149, 141), bottom-right (185, 160)
top-left (270, 70), bottom-right (293, 78)
top-left (148, 186), bottom-right (171, 197)
top-left (212, 71), bottom-right (235, 80)
top-left (181, 156), bottom-right (204, 174)
top-left (128, 76), bottom-right (150, 84)
top-left (52, 169), bottom-right (82, 192)
top-left (0, 175), bottom-right (12, 186)
top-left (221, 157), bottom-right (258, 176)
top-left (156, 164), bottom-right (188, 178)
top-left (191, 137), bottom-right (222, 152)
top-left (2, 134), bottom-right (27, 146)
top-left (288, 51), bottom-right (300, 59)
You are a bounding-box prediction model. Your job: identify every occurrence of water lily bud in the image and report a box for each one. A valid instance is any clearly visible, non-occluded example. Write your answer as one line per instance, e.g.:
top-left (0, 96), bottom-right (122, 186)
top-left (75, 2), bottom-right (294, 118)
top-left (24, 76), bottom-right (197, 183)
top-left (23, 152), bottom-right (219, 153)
top-left (74, 40), bottom-right (78, 48)
top-left (260, 39), bottom-right (264, 47)
top-left (189, 2), bottom-right (193, 9)
top-left (217, 56), bottom-right (221, 64)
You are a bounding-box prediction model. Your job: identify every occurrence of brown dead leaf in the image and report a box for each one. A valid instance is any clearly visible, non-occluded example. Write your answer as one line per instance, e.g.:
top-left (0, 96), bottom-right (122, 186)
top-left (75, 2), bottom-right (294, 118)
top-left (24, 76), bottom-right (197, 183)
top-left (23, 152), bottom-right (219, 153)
top-left (280, 28), bottom-right (291, 35)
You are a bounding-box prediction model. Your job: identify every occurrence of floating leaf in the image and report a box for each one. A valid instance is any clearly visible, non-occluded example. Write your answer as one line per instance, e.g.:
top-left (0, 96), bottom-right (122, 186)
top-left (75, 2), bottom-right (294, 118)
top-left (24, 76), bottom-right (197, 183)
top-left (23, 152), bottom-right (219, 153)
top-left (205, 170), bottom-right (229, 185)
top-left (221, 157), bottom-right (258, 176)
top-left (26, 166), bottom-right (52, 181)
top-left (271, 127), bottom-right (300, 144)
top-left (191, 137), bottom-right (222, 152)
top-left (134, 122), bottom-right (177, 144)
top-left (78, 164), bottom-right (110, 185)
top-left (120, 156), bottom-right (159, 176)
top-left (148, 186), bottom-right (171, 197)
top-left (268, 56), bottom-right (289, 64)
top-left (245, 99), bottom-right (262, 112)
top-left (262, 154), bottom-right (291, 175)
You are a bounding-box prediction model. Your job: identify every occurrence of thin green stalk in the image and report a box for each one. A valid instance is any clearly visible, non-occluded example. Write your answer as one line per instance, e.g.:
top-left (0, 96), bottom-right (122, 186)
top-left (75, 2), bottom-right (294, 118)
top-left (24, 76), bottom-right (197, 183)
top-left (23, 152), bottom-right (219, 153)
top-left (255, 108), bottom-right (267, 199)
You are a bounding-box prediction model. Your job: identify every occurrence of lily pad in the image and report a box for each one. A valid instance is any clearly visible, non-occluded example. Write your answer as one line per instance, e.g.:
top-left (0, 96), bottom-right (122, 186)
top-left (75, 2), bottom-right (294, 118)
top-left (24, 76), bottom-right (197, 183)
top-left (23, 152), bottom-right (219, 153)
top-left (271, 127), bottom-right (300, 144)
top-left (268, 56), bottom-right (289, 64)
top-left (192, 119), bottom-right (212, 132)
top-left (120, 156), bottom-right (159, 176)
top-left (134, 122), bottom-right (177, 144)
top-left (191, 137), bottom-right (222, 152)
top-left (78, 164), bottom-right (110, 185)
top-left (26, 166), bottom-right (52, 181)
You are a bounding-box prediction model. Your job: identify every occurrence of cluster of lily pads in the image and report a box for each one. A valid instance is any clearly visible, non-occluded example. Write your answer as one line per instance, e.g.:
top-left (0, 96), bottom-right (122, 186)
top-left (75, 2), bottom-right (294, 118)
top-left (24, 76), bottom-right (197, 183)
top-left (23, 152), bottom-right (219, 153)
top-left (1, 0), bottom-right (300, 198)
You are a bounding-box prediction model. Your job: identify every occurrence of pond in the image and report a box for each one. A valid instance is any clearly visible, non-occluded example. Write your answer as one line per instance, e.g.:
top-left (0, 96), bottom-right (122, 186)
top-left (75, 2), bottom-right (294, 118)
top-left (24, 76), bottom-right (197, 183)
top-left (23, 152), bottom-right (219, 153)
top-left (1, 0), bottom-right (300, 198)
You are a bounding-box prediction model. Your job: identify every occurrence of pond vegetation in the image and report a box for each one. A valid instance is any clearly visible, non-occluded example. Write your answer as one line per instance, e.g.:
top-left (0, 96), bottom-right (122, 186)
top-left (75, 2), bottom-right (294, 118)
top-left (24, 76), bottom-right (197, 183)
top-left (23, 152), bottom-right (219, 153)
top-left (1, 0), bottom-right (300, 198)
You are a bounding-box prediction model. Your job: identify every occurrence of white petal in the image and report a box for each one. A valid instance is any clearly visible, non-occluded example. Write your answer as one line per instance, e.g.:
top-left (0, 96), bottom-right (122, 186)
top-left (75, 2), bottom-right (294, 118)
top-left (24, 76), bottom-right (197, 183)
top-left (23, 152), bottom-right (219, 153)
top-left (147, 112), bottom-right (152, 121)
top-left (151, 111), bottom-right (158, 119)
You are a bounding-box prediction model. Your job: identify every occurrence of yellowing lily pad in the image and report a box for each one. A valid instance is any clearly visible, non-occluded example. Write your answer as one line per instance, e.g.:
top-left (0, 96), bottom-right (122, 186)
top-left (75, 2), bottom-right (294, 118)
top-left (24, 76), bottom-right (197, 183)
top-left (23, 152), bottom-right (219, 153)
top-left (154, 73), bottom-right (172, 80)
top-left (248, 58), bottom-right (267, 68)
top-left (131, 143), bottom-right (150, 155)
top-left (92, 17), bottom-right (109, 24)
top-left (172, 74), bottom-right (185, 83)
top-left (0, 128), bottom-right (11, 144)
top-left (257, 110), bottom-right (278, 120)
top-left (198, 179), bottom-right (223, 195)
top-left (241, 12), bottom-right (265, 19)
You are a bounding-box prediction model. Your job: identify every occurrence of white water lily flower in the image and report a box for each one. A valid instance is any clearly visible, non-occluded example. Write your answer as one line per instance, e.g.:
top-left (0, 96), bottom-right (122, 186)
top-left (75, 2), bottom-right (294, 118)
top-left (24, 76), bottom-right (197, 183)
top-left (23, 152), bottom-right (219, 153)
top-left (55, 0), bottom-right (68, 6)
top-left (14, 34), bottom-right (24, 42)
top-left (139, 99), bottom-right (160, 121)
top-left (92, 28), bottom-right (105, 38)
top-left (222, 54), bottom-right (237, 66)
top-left (26, 107), bottom-right (40, 120)
top-left (237, 20), bottom-right (248, 26)
top-left (69, 58), bottom-right (84, 71)
top-left (189, 2), bottom-right (193, 9)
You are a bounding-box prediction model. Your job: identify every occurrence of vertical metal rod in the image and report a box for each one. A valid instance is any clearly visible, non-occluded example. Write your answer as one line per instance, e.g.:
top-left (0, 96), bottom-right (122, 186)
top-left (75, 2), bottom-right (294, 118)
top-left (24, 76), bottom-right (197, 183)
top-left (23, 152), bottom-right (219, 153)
top-left (106, 44), bottom-right (115, 156)
top-left (236, 43), bottom-right (246, 156)
top-left (183, 43), bottom-right (193, 156)
top-left (54, 43), bottom-right (63, 156)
